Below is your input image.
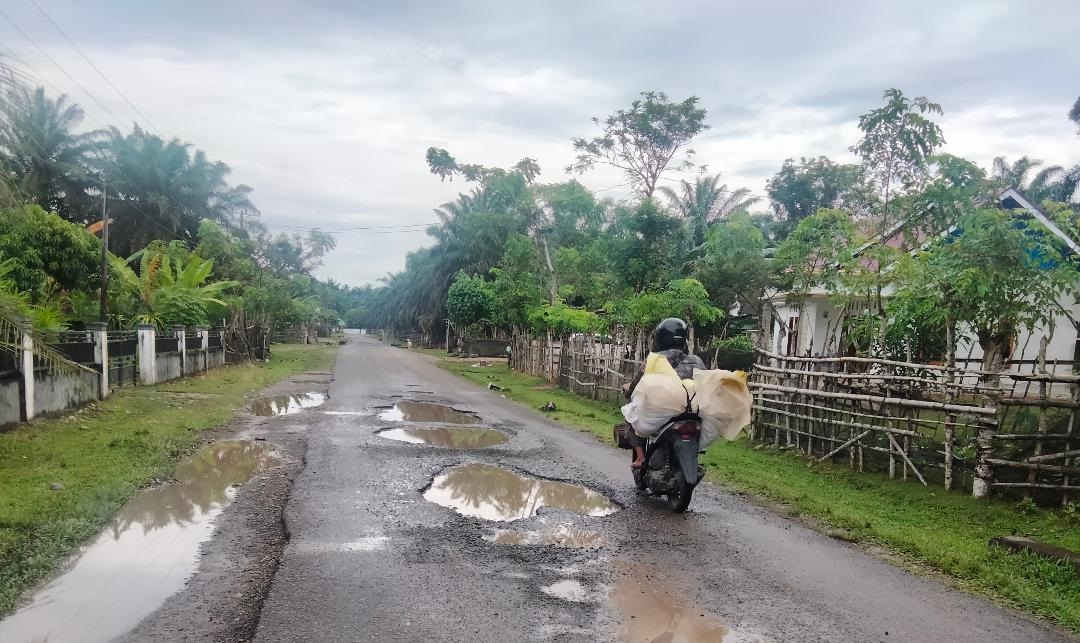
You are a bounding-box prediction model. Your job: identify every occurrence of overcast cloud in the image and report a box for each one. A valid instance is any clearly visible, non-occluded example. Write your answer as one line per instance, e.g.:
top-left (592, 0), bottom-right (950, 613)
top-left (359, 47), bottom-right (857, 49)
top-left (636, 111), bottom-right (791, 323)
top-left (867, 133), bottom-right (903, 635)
top-left (2, 0), bottom-right (1078, 286)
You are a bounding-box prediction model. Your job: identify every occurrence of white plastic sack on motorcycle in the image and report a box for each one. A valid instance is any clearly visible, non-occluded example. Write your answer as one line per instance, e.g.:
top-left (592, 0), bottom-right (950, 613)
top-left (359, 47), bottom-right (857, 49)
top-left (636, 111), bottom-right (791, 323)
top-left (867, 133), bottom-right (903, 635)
top-left (691, 369), bottom-right (752, 446)
top-left (621, 372), bottom-right (689, 437)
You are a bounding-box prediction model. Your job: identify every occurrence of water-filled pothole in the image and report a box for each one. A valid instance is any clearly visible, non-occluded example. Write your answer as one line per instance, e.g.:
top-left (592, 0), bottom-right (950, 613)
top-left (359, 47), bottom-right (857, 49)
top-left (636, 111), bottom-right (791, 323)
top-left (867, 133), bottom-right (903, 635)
top-left (251, 392), bottom-right (326, 416)
top-left (484, 524), bottom-right (604, 548)
top-left (612, 559), bottom-right (733, 642)
top-left (423, 463), bottom-right (618, 522)
top-left (378, 401), bottom-right (479, 424)
top-left (0, 440), bottom-right (280, 643)
top-left (378, 427), bottom-right (508, 448)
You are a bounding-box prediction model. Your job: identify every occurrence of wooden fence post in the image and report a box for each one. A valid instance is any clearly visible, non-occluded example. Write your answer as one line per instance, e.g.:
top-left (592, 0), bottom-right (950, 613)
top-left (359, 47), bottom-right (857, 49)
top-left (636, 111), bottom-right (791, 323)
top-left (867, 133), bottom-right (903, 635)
top-left (973, 415), bottom-right (996, 498)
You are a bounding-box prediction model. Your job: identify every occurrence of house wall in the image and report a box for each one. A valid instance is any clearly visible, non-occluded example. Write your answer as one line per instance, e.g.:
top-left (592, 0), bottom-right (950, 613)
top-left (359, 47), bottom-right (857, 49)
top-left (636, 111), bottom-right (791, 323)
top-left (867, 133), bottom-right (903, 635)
top-left (768, 296), bottom-right (845, 358)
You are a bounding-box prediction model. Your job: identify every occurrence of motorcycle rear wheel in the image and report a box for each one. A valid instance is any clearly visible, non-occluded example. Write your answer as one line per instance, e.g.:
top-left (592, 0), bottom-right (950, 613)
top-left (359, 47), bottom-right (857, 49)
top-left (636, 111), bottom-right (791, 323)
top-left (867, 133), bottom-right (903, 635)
top-left (666, 468), bottom-right (693, 512)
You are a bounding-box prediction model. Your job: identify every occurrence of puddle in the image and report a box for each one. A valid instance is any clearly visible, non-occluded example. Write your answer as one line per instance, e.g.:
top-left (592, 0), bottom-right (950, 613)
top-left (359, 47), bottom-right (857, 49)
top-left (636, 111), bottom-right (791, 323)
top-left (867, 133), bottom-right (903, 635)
top-left (423, 463), bottom-right (618, 522)
top-left (377, 401), bottom-right (479, 424)
top-left (485, 524), bottom-right (604, 548)
top-left (542, 579), bottom-right (590, 603)
top-left (0, 441), bottom-right (280, 643)
top-left (378, 427), bottom-right (508, 448)
top-left (612, 559), bottom-right (735, 642)
top-left (250, 392), bottom-right (326, 416)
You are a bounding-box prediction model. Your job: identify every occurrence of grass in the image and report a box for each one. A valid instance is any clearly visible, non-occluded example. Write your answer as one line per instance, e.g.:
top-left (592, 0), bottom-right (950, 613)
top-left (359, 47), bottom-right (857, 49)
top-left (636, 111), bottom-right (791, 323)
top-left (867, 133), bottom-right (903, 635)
top-left (0, 342), bottom-right (337, 616)
top-left (423, 351), bottom-right (1080, 632)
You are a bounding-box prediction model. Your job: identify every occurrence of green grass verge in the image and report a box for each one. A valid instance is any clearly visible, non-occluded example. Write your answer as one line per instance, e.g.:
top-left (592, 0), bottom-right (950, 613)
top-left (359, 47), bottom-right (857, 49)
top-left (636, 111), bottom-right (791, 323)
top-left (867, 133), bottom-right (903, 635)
top-left (424, 353), bottom-right (1080, 632)
top-left (0, 342), bottom-right (337, 615)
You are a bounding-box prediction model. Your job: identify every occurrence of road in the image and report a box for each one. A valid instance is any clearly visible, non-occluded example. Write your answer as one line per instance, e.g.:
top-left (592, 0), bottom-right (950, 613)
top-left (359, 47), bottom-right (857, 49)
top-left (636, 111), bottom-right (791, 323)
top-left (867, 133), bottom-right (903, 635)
top-left (248, 336), bottom-right (1065, 642)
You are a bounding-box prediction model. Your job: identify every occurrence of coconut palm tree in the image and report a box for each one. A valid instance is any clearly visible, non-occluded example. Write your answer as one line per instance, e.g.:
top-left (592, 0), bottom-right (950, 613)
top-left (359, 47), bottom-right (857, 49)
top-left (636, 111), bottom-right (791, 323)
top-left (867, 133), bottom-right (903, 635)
top-left (658, 173), bottom-right (759, 250)
top-left (991, 156), bottom-right (1079, 205)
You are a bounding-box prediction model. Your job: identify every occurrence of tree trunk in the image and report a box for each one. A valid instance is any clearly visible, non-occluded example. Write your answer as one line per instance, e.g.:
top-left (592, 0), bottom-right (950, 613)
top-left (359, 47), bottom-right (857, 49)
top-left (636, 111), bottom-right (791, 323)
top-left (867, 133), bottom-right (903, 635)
top-left (540, 235), bottom-right (557, 305)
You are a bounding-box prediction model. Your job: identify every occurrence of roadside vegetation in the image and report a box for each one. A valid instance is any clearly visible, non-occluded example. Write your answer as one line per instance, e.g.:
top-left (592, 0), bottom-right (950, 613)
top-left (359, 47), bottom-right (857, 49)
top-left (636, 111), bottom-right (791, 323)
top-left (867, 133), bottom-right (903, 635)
top-left (0, 343), bottom-right (336, 616)
top-left (429, 355), bottom-right (1080, 632)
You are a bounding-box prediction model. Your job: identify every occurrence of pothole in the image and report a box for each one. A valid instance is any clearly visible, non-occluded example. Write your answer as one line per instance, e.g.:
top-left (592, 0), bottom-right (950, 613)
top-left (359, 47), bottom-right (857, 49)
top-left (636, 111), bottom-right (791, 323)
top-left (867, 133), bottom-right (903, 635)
top-left (378, 427), bottom-right (508, 448)
top-left (423, 463), bottom-right (618, 522)
top-left (377, 401), bottom-right (479, 424)
top-left (250, 392), bottom-right (326, 416)
top-left (0, 441), bottom-right (280, 643)
top-left (484, 524), bottom-right (604, 548)
top-left (612, 559), bottom-right (736, 642)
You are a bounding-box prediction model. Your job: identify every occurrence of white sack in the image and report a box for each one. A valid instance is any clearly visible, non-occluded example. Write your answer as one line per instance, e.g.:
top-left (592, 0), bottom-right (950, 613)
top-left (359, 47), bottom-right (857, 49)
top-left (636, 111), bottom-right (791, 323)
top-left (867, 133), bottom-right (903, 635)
top-left (691, 369), bottom-right (752, 446)
top-left (621, 373), bottom-right (689, 437)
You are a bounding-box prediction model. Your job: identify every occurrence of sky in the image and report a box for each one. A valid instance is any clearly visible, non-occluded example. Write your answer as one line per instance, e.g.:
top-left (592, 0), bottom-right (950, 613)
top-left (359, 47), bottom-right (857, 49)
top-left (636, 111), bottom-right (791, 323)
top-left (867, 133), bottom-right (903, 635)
top-left (2, 0), bottom-right (1079, 287)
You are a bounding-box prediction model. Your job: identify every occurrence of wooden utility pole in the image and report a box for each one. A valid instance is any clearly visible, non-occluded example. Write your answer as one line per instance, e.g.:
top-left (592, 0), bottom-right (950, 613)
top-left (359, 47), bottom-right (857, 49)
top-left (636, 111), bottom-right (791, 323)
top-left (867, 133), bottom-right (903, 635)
top-left (99, 180), bottom-right (108, 323)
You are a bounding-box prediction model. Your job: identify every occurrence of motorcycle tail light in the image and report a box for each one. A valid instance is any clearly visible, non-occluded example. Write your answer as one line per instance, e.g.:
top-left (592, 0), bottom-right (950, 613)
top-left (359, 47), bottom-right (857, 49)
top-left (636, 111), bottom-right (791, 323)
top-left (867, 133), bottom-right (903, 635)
top-left (672, 421), bottom-right (700, 439)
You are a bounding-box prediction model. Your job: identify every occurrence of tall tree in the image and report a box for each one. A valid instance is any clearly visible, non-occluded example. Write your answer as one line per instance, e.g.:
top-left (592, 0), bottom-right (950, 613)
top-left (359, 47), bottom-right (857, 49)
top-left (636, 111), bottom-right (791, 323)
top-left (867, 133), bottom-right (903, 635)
top-left (766, 157), bottom-right (864, 238)
top-left (850, 88), bottom-right (944, 233)
top-left (1069, 95), bottom-right (1080, 131)
top-left (0, 87), bottom-right (101, 221)
top-left (567, 91), bottom-right (708, 198)
top-left (658, 172), bottom-right (759, 249)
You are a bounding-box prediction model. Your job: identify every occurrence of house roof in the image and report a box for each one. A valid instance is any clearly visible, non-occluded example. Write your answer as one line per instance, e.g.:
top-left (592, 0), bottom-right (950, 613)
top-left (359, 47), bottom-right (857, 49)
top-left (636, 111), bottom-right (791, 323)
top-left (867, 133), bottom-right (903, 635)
top-left (998, 187), bottom-right (1080, 255)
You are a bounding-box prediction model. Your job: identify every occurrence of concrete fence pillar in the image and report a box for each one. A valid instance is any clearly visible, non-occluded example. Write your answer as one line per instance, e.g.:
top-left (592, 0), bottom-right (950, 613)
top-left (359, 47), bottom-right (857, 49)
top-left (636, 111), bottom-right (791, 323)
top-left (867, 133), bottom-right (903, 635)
top-left (87, 322), bottom-right (109, 397)
top-left (20, 322), bottom-right (34, 421)
top-left (196, 325), bottom-right (209, 372)
top-left (137, 324), bottom-right (156, 386)
top-left (174, 326), bottom-right (186, 374)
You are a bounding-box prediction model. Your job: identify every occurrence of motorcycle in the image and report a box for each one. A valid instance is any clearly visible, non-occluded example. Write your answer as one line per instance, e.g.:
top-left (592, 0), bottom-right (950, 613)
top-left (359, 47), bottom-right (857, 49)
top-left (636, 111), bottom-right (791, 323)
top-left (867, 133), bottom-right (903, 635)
top-left (623, 412), bottom-right (705, 512)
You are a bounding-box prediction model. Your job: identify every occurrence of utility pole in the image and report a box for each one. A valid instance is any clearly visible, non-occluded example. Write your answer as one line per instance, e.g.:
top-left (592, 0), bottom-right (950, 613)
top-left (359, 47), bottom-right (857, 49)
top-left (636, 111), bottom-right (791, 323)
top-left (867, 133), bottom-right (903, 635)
top-left (99, 179), bottom-right (109, 323)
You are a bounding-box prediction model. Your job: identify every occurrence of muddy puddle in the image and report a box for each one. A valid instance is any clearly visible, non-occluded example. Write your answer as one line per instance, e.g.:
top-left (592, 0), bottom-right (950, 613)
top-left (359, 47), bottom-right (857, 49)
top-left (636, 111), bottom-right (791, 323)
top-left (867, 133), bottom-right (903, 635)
top-left (485, 524), bottom-right (604, 548)
top-left (423, 463), bottom-right (618, 522)
top-left (378, 426), bottom-right (507, 448)
top-left (250, 391), bottom-right (326, 416)
top-left (612, 559), bottom-right (738, 642)
top-left (378, 401), bottom-right (480, 424)
top-left (0, 440), bottom-right (280, 643)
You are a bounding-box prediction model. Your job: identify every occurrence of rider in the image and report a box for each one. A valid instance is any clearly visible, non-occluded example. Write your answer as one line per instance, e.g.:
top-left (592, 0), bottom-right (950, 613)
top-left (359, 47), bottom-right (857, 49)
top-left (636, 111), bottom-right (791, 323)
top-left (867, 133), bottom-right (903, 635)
top-left (622, 318), bottom-right (706, 469)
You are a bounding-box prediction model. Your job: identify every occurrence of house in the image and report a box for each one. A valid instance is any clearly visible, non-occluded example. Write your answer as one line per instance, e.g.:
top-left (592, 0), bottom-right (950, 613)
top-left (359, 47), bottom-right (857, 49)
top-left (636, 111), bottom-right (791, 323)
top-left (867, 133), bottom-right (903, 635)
top-left (762, 188), bottom-right (1080, 386)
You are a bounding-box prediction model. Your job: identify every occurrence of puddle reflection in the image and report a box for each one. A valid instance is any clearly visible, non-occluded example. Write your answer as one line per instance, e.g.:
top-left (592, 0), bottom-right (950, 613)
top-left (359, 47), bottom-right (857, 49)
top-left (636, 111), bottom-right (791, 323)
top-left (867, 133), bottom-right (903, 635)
top-left (612, 559), bottom-right (735, 642)
top-left (378, 427), bottom-right (507, 448)
top-left (423, 463), bottom-right (618, 522)
top-left (0, 441), bottom-right (280, 643)
top-left (485, 524), bottom-right (604, 548)
top-left (378, 401), bottom-right (479, 424)
top-left (250, 392), bottom-right (326, 416)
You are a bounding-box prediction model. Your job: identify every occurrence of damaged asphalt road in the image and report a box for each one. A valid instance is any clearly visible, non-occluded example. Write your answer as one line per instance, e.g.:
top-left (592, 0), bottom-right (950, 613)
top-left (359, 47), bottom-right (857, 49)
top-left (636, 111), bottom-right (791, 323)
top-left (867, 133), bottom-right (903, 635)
top-left (124, 336), bottom-right (1069, 642)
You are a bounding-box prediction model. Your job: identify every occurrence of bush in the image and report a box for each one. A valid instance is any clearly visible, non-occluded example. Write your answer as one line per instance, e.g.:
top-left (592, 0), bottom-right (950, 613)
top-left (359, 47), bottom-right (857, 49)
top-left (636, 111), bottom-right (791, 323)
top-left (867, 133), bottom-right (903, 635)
top-left (709, 335), bottom-right (756, 370)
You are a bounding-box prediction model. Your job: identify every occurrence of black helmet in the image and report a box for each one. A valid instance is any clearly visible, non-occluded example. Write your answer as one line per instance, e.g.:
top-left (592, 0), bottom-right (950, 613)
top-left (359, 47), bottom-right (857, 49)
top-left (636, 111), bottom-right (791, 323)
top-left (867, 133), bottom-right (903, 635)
top-left (652, 318), bottom-right (688, 352)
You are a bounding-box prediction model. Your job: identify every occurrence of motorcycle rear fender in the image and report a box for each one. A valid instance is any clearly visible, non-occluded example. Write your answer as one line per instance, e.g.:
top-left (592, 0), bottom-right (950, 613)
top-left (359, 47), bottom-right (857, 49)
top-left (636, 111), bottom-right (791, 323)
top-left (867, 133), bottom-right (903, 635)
top-left (671, 438), bottom-right (701, 485)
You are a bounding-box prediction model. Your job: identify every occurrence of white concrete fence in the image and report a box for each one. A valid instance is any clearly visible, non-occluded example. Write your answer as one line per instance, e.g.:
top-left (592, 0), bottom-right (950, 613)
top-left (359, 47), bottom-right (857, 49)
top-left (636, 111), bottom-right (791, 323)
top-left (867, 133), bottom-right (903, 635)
top-left (0, 324), bottom-right (226, 427)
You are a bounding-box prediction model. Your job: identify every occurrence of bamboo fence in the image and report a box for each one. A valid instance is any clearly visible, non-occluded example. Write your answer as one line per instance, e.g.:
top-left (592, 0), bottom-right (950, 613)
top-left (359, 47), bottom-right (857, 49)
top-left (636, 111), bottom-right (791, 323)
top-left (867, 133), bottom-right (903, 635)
top-left (509, 330), bottom-right (1077, 505)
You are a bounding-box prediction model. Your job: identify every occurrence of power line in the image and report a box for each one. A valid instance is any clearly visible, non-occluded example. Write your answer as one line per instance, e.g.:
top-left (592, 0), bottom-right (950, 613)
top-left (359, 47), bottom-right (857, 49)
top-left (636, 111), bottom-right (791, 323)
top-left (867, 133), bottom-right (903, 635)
top-left (0, 6), bottom-right (127, 129)
top-left (29, 0), bottom-right (162, 136)
top-left (264, 221), bottom-right (437, 233)
top-left (0, 35), bottom-right (107, 129)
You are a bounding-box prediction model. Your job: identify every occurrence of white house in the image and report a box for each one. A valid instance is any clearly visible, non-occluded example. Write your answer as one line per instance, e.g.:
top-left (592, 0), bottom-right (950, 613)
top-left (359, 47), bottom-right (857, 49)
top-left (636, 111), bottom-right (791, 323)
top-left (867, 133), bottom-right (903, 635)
top-left (762, 189), bottom-right (1079, 387)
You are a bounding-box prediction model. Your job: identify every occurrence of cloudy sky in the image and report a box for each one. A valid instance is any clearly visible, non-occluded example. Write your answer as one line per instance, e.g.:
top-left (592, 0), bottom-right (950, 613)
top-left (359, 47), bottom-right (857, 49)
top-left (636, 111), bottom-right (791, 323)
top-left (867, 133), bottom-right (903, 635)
top-left (2, 0), bottom-right (1078, 286)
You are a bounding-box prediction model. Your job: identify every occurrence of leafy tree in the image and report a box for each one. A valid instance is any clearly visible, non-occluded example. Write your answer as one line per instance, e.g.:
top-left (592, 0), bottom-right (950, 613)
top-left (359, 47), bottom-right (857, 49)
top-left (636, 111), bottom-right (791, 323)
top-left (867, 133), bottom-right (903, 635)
top-left (692, 211), bottom-right (768, 315)
top-left (0, 86), bottom-right (101, 221)
top-left (0, 204), bottom-right (100, 303)
top-left (567, 91), bottom-right (708, 198)
top-left (489, 235), bottom-right (545, 329)
top-left (891, 207), bottom-right (1080, 375)
top-left (772, 209), bottom-right (856, 299)
top-left (765, 157), bottom-right (865, 238)
top-left (850, 88), bottom-right (944, 233)
top-left (658, 278), bottom-right (722, 350)
top-left (1070, 96), bottom-right (1080, 132)
top-left (608, 199), bottom-right (684, 292)
top-left (446, 272), bottom-right (494, 330)
top-left (527, 301), bottom-right (598, 337)
top-left (658, 172), bottom-right (759, 249)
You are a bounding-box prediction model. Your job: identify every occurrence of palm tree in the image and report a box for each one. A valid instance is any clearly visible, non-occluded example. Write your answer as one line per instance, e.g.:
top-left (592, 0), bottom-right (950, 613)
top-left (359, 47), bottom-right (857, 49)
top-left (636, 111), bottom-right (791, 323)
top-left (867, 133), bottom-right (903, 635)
top-left (990, 156), bottom-right (1042, 190)
top-left (0, 86), bottom-right (102, 221)
top-left (658, 173), bottom-right (759, 250)
top-left (992, 156), bottom-right (1079, 205)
